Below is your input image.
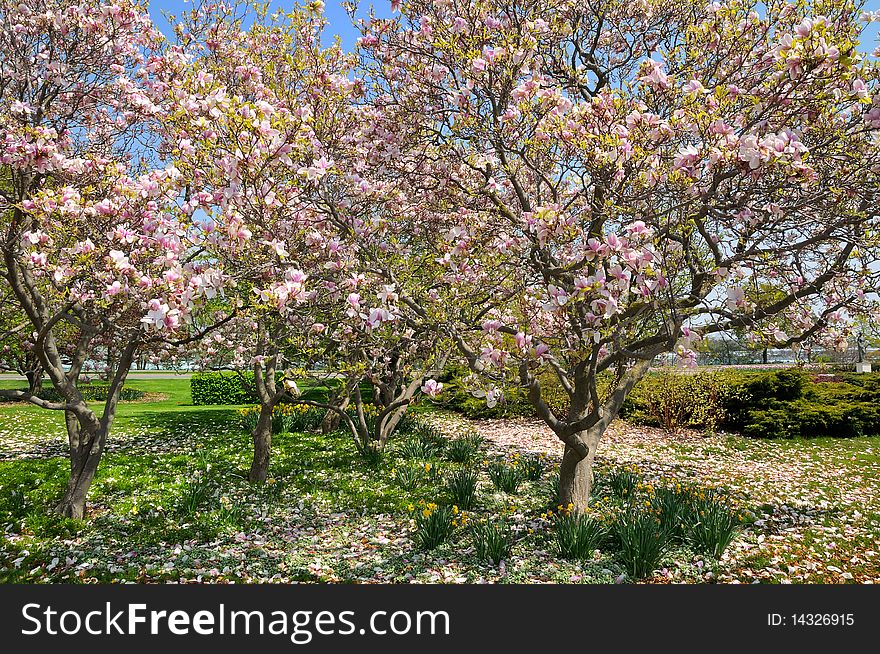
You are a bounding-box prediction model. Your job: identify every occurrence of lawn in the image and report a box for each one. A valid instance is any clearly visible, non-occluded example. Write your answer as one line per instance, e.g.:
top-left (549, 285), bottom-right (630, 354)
top-left (1, 378), bottom-right (878, 583)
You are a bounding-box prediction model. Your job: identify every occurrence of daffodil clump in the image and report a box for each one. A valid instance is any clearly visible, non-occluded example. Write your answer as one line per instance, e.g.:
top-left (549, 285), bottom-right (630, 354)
top-left (444, 467), bottom-right (479, 509)
top-left (615, 505), bottom-right (669, 579)
top-left (236, 403), bottom-right (325, 433)
top-left (392, 461), bottom-right (441, 491)
top-left (398, 436), bottom-right (438, 460)
top-left (409, 500), bottom-right (463, 550)
top-left (547, 502), bottom-right (608, 560)
top-left (607, 464), bottom-right (641, 499)
top-left (445, 432), bottom-right (484, 463)
top-left (487, 456), bottom-right (523, 493)
top-left (520, 452), bottom-right (548, 481)
top-left (602, 476), bottom-right (746, 577)
top-left (470, 514), bottom-right (515, 565)
top-left (677, 488), bottom-right (744, 558)
top-left (392, 463), bottom-right (423, 490)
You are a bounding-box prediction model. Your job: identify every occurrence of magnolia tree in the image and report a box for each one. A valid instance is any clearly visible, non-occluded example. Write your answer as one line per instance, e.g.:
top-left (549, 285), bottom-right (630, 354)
top-left (163, 2), bottom-right (395, 480)
top-left (360, 0), bottom-right (880, 511)
top-left (168, 2), bottom-right (454, 469)
top-left (285, 279), bottom-right (450, 455)
top-left (0, 0), bottom-right (228, 517)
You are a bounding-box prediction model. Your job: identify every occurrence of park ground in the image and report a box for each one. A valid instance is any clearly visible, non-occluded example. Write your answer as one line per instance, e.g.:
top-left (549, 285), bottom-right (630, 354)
top-left (1, 377), bottom-right (878, 584)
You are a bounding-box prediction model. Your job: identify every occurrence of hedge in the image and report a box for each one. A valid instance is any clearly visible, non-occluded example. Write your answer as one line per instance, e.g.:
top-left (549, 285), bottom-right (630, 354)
top-left (440, 364), bottom-right (880, 439)
top-left (434, 364), bottom-right (535, 419)
top-left (625, 367), bottom-right (880, 438)
top-left (0, 384), bottom-right (145, 403)
top-left (191, 371), bottom-right (361, 406)
top-left (191, 372), bottom-right (256, 405)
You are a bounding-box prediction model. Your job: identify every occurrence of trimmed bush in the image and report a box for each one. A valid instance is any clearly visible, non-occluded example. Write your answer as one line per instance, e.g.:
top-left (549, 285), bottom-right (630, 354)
top-left (191, 372), bottom-right (255, 405)
top-left (1, 384), bottom-right (146, 404)
top-left (192, 372), bottom-right (346, 406)
top-left (729, 369), bottom-right (880, 438)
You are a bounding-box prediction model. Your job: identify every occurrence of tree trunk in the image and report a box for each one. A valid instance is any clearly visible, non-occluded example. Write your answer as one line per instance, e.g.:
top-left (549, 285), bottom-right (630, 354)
top-left (248, 403), bottom-right (274, 484)
top-left (321, 394), bottom-right (350, 434)
top-left (376, 405), bottom-right (408, 450)
top-left (56, 413), bottom-right (106, 519)
top-left (762, 348), bottom-right (768, 365)
top-left (558, 445), bottom-right (597, 514)
top-left (25, 368), bottom-right (43, 395)
top-left (321, 409), bottom-right (341, 434)
top-left (557, 428), bottom-right (601, 514)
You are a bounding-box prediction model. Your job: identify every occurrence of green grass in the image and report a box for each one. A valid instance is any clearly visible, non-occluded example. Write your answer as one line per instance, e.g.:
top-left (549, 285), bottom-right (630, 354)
top-left (1, 379), bottom-right (879, 584)
top-left (1, 379), bottom-right (562, 583)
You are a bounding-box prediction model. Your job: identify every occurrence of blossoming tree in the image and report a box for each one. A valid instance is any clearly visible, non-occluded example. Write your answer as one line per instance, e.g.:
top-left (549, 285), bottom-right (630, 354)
top-left (169, 2), bottom-right (453, 471)
top-left (361, 0), bottom-right (880, 511)
top-left (0, 0), bottom-right (228, 517)
top-left (163, 2), bottom-right (393, 480)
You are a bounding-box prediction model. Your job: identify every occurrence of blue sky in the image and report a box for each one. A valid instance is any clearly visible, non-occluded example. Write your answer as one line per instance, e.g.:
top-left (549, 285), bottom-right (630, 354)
top-left (147, 0), bottom-right (880, 53)
top-left (147, 0), bottom-right (392, 50)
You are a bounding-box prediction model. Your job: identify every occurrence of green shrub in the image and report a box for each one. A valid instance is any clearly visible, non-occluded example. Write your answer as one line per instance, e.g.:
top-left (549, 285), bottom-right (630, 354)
top-left (445, 468), bottom-right (479, 509)
top-left (622, 369), bottom-right (736, 432)
top-left (622, 367), bottom-right (880, 439)
top-left (436, 365), bottom-right (535, 418)
top-left (739, 401), bottom-right (880, 439)
top-left (3, 384), bottom-right (147, 404)
top-left (193, 373), bottom-right (344, 407)
top-left (488, 460), bottom-right (522, 494)
top-left (615, 508), bottom-right (668, 579)
top-left (471, 517), bottom-right (514, 565)
top-left (742, 368), bottom-right (809, 402)
top-left (192, 372), bottom-right (255, 405)
top-left (411, 502), bottom-right (455, 550)
top-left (553, 510), bottom-right (607, 560)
